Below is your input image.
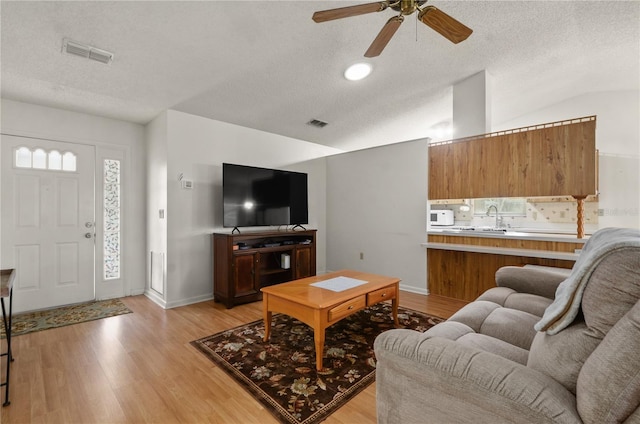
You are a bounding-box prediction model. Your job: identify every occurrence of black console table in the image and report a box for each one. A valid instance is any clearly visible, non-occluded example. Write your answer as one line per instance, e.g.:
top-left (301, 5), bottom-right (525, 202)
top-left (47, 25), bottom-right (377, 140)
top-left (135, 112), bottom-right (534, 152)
top-left (1, 268), bottom-right (15, 407)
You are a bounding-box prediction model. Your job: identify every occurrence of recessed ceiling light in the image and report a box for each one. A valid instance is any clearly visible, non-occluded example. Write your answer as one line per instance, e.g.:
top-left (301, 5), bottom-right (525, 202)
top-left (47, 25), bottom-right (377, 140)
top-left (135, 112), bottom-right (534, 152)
top-left (344, 63), bottom-right (372, 81)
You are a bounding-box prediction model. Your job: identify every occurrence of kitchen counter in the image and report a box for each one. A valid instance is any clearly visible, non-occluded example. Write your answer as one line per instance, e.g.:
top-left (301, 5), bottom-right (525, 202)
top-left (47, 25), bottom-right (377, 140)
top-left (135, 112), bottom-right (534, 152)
top-left (425, 227), bottom-right (585, 260)
top-left (427, 227), bottom-right (589, 244)
top-left (424, 228), bottom-right (582, 301)
top-left (422, 242), bottom-right (580, 261)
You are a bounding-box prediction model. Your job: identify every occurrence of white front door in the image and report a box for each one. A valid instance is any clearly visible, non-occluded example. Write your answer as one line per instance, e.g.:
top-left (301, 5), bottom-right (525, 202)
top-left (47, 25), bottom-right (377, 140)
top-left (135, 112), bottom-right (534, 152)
top-left (1, 135), bottom-right (96, 313)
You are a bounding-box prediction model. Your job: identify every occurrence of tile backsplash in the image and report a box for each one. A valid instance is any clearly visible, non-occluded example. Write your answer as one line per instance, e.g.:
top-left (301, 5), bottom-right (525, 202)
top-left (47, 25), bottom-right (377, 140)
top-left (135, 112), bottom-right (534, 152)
top-left (432, 198), bottom-right (598, 229)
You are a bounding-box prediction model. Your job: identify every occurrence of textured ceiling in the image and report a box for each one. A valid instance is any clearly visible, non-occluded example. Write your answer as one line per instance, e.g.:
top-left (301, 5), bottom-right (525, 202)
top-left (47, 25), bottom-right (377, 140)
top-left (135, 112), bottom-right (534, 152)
top-left (1, 1), bottom-right (638, 151)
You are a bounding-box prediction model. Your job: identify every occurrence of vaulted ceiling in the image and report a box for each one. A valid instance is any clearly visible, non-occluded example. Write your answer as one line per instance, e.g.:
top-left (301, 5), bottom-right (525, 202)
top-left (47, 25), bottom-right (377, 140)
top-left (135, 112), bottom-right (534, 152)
top-left (1, 1), bottom-right (638, 151)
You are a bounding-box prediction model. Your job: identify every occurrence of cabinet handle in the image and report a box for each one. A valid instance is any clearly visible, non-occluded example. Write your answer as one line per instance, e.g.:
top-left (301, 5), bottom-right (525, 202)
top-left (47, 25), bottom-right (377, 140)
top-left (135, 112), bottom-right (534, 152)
top-left (381, 293), bottom-right (386, 297)
top-left (348, 305), bottom-right (354, 310)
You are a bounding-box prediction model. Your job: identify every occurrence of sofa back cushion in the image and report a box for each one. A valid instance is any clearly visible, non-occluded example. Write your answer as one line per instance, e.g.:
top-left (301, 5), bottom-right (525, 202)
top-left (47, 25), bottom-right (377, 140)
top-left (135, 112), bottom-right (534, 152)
top-left (527, 320), bottom-right (598, 394)
top-left (576, 299), bottom-right (640, 424)
top-left (528, 245), bottom-right (640, 394)
top-left (580, 246), bottom-right (640, 337)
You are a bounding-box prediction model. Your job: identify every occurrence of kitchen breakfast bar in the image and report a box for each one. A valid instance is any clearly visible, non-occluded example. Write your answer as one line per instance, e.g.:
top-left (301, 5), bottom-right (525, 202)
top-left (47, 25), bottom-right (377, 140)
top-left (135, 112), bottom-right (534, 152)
top-left (423, 229), bottom-right (586, 301)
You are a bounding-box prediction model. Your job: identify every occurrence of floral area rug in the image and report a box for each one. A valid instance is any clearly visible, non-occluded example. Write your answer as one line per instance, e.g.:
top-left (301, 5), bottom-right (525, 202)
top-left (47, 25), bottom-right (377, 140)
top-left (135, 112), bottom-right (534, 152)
top-left (191, 302), bottom-right (444, 424)
top-left (0, 298), bottom-right (132, 338)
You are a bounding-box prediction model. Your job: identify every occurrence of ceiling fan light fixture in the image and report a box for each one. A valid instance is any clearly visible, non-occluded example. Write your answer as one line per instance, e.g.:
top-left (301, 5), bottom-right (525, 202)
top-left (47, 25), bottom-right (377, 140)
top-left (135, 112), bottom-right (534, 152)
top-left (344, 63), bottom-right (372, 81)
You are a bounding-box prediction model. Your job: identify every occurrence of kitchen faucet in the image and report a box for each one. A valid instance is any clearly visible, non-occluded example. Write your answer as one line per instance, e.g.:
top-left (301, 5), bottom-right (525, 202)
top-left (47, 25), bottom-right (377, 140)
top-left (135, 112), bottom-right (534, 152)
top-left (486, 205), bottom-right (501, 228)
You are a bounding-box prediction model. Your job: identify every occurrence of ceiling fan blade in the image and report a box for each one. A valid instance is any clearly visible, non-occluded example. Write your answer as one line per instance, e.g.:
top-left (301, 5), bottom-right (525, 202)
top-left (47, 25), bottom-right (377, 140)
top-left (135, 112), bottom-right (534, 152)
top-left (364, 16), bottom-right (404, 58)
top-left (312, 2), bottom-right (388, 23)
top-left (418, 6), bottom-right (472, 44)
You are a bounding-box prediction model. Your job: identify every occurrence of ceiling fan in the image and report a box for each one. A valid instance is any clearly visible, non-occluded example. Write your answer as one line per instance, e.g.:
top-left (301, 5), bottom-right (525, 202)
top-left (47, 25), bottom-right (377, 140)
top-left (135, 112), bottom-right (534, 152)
top-left (312, 0), bottom-right (472, 57)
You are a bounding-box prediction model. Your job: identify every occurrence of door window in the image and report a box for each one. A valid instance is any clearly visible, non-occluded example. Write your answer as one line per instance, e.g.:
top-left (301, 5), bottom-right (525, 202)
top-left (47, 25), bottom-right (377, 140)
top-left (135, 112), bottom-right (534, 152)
top-left (14, 146), bottom-right (77, 172)
top-left (104, 159), bottom-right (121, 280)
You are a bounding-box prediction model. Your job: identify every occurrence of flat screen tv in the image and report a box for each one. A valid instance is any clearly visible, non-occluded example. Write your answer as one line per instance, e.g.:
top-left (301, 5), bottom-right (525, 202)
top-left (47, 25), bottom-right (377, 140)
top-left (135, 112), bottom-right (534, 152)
top-left (223, 163), bottom-right (308, 228)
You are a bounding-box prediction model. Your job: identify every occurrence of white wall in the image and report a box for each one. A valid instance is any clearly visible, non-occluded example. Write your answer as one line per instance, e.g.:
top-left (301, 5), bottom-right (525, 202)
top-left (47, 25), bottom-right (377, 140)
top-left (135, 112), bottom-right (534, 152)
top-left (453, 70), bottom-right (492, 137)
top-left (145, 111), bottom-right (168, 306)
top-left (0, 98), bottom-right (147, 295)
top-left (146, 110), bottom-right (341, 308)
top-left (326, 139), bottom-right (429, 294)
top-left (495, 90), bottom-right (640, 229)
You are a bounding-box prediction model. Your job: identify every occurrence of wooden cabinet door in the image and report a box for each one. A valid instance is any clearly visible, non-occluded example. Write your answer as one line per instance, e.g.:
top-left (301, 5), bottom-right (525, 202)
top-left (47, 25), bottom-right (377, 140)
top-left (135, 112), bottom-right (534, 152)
top-left (295, 247), bottom-right (312, 279)
top-left (233, 252), bottom-right (258, 297)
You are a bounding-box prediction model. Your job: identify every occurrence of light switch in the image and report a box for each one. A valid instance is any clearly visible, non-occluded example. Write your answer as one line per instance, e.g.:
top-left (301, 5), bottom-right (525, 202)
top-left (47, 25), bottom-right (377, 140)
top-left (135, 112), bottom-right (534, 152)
top-left (159, 209), bottom-right (165, 219)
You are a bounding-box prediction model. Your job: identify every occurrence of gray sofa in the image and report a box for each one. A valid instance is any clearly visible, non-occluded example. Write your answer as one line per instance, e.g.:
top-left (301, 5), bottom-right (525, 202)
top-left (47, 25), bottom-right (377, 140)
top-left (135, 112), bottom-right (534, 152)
top-left (374, 227), bottom-right (640, 424)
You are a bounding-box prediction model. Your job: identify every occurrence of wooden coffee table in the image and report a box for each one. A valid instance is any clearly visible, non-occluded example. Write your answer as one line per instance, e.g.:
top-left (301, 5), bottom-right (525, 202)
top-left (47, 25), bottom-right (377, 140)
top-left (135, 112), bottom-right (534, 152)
top-left (262, 270), bottom-right (400, 371)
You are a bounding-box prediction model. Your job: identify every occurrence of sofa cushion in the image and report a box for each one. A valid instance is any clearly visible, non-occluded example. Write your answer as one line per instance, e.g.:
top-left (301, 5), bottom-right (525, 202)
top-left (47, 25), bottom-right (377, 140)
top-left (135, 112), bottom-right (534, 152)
top-left (478, 287), bottom-right (553, 317)
top-left (535, 228), bottom-right (640, 335)
top-left (528, 246), bottom-right (640, 396)
top-left (479, 307), bottom-right (540, 350)
top-left (477, 286), bottom-right (515, 304)
top-left (580, 247), bottom-right (640, 338)
top-left (527, 320), bottom-right (600, 394)
top-left (456, 333), bottom-right (529, 364)
top-left (496, 265), bottom-right (569, 299)
top-left (421, 320), bottom-right (474, 341)
top-left (479, 287), bottom-right (553, 317)
top-left (576, 300), bottom-right (640, 424)
top-left (374, 332), bottom-right (582, 424)
top-left (420, 321), bottom-right (528, 364)
top-left (504, 293), bottom-right (553, 317)
top-left (448, 300), bottom-right (501, 332)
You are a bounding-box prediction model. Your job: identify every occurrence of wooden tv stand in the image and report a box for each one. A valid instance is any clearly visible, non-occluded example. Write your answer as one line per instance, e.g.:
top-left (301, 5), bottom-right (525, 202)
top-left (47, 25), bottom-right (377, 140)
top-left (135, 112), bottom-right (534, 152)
top-left (212, 229), bottom-right (317, 308)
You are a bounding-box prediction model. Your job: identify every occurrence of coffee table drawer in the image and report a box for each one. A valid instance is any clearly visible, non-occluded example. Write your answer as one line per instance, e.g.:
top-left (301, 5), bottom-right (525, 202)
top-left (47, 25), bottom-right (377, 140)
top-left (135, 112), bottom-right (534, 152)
top-left (367, 285), bottom-right (396, 305)
top-left (328, 295), bottom-right (366, 321)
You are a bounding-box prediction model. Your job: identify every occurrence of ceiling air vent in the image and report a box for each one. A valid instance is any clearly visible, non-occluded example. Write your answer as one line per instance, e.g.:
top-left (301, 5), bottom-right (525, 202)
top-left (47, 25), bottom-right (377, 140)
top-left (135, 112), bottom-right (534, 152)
top-left (307, 119), bottom-right (328, 128)
top-left (62, 38), bottom-right (114, 65)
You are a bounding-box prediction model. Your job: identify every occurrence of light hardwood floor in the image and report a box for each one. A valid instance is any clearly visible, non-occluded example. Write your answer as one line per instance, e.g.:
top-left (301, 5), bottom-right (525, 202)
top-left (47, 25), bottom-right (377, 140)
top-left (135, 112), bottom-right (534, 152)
top-left (1, 291), bottom-right (467, 424)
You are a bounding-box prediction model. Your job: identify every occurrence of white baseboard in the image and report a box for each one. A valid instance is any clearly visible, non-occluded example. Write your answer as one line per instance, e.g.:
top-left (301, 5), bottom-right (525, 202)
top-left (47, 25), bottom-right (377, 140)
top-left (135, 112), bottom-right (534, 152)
top-left (130, 288), bottom-right (146, 296)
top-left (325, 269), bottom-right (429, 296)
top-left (140, 274), bottom-right (428, 310)
top-left (399, 284), bottom-right (429, 296)
top-left (143, 289), bottom-right (167, 309)
top-left (164, 293), bottom-right (214, 309)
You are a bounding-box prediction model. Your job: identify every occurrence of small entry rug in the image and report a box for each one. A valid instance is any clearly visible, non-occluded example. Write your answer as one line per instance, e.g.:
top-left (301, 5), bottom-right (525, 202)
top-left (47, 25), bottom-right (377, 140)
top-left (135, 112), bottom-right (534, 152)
top-left (1, 298), bottom-right (132, 338)
top-left (191, 303), bottom-right (444, 424)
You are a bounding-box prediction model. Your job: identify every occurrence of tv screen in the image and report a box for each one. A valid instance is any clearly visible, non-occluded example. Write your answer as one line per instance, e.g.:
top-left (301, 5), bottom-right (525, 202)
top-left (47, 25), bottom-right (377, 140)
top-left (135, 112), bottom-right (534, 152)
top-left (223, 163), bottom-right (308, 228)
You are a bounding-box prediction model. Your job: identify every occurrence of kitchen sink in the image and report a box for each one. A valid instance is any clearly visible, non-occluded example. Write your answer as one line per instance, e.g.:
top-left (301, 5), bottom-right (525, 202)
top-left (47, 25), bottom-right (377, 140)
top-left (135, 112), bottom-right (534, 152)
top-left (443, 226), bottom-right (507, 233)
top-left (431, 226), bottom-right (584, 239)
top-left (476, 227), bottom-right (508, 233)
top-left (436, 226), bottom-right (529, 236)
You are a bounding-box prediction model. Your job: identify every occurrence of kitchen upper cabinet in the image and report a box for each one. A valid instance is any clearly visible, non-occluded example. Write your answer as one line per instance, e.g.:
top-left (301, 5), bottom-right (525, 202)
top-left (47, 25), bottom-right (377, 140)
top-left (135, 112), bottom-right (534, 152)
top-left (428, 116), bottom-right (597, 200)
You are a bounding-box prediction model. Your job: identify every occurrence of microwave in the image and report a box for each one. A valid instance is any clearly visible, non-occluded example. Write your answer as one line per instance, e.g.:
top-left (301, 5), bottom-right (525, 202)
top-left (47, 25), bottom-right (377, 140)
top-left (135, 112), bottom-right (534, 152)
top-left (429, 209), bottom-right (454, 226)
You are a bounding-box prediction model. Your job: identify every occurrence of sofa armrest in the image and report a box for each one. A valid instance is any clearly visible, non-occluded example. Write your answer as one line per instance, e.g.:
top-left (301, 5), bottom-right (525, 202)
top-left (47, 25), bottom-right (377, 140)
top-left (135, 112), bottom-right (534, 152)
top-left (374, 329), bottom-right (581, 424)
top-left (495, 266), bottom-right (570, 299)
